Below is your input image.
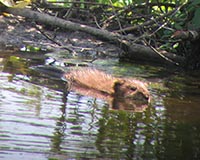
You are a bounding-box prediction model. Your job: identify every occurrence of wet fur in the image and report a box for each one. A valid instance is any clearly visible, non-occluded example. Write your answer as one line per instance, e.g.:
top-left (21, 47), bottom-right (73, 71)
top-left (64, 68), bottom-right (150, 110)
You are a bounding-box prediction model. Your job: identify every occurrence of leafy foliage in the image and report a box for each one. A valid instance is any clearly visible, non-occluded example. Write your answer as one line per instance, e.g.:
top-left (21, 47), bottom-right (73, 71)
top-left (173, 0), bottom-right (200, 29)
top-left (0, 0), bottom-right (31, 8)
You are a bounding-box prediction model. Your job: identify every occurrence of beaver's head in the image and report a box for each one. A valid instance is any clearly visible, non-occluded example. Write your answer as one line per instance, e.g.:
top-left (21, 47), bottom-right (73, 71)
top-left (113, 79), bottom-right (150, 103)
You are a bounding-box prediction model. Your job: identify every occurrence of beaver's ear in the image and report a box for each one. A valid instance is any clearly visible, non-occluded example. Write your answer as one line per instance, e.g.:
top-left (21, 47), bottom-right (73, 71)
top-left (114, 79), bottom-right (125, 85)
top-left (113, 79), bottom-right (125, 92)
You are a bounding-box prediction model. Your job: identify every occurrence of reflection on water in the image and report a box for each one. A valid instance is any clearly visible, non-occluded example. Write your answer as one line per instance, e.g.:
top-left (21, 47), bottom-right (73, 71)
top-left (0, 53), bottom-right (200, 159)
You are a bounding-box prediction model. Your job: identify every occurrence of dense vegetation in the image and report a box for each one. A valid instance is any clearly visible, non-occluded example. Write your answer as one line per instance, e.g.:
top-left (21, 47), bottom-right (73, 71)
top-left (1, 0), bottom-right (200, 69)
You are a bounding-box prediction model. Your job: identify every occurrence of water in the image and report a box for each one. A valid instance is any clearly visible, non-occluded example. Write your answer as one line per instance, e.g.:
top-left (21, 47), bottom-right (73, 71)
top-left (0, 52), bottom-right (200, 160)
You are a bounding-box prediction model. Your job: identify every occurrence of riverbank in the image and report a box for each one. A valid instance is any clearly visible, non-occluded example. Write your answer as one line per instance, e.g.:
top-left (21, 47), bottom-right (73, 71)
top-left (0, 14), bottom-right (123, 58)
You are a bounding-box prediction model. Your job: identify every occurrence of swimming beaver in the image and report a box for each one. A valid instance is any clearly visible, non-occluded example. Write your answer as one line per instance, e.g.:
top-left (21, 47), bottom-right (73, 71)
top-left (33, 66), bottom-right (150, 111)
top-left (66, 68), bottom-right (150, 111)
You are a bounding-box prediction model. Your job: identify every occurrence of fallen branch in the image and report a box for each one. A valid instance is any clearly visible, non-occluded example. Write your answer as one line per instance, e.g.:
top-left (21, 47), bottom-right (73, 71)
top-left (6, 8), bottom-right (185, 66)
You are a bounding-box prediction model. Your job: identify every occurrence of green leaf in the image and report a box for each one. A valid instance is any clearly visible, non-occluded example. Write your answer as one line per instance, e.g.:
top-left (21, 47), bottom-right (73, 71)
top-left (0, 0), bottom-right (31, 8)
top-left (191, 8), bottom-right (200, 29)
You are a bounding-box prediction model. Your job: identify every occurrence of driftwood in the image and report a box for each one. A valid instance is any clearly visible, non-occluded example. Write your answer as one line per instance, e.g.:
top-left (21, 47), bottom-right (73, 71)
top-left (6, 8), bottom-right (185, 66)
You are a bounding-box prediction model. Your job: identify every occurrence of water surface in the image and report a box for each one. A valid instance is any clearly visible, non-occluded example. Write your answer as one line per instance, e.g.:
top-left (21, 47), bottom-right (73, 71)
top-left (0, 53), bottom-right (200, 160)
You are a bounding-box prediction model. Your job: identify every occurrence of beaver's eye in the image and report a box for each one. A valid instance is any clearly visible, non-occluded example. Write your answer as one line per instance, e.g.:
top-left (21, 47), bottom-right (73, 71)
top-left (130, 87), bottom-right (136, 91)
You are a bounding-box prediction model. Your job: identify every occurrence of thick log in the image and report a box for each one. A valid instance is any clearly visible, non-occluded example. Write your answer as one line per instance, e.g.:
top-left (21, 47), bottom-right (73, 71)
top-left (6, 8), bottom-right (120, 42)
top-left (120, 41), bottom-right (185, 65)
top-left (6, 8), bottom-right (185, 66)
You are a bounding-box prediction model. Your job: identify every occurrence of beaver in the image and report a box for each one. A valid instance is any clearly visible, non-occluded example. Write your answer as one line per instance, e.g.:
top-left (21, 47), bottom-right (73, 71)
top-left (64, 68), bottom-right (150, 111)
top-left (33, 66), bottom-right (150, 111)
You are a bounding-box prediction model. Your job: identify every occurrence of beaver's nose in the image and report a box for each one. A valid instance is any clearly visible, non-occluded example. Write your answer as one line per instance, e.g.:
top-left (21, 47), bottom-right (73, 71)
top-left (130, 92), bottom-right (149, 102)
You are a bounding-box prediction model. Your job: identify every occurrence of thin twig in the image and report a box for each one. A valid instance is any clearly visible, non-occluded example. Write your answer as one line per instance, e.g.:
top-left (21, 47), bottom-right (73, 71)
top-left (34, 23), bottom-right (62, 46)
top-left (144, 40), bottom-right (179, 65)
top-left (114, 2), bottom-right (186, 33)
top-left (107, 0), bottom-right (124, 34)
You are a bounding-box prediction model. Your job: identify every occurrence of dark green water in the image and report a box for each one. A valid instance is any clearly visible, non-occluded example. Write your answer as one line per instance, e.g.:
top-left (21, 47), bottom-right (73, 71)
top-left (0, 52), bottom-right (200, 160)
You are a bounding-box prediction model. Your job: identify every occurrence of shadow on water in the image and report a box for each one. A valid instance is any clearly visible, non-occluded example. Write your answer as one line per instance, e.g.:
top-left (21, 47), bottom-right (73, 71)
top-left (0, 51), bottom-right (200, 160)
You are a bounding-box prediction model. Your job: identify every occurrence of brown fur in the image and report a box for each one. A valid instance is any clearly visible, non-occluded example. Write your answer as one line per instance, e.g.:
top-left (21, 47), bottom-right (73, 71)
top-left (64, 68), bottom-right (150, 111)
